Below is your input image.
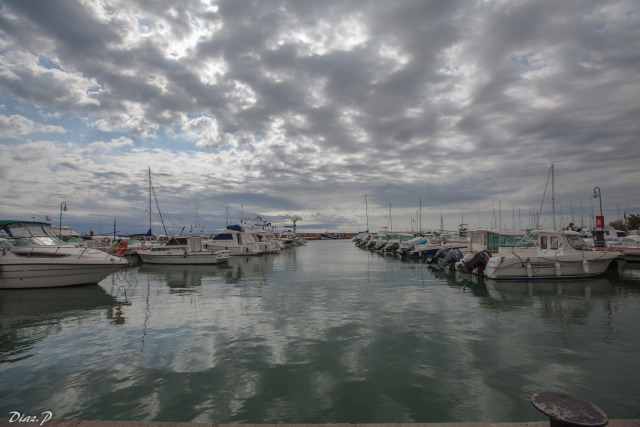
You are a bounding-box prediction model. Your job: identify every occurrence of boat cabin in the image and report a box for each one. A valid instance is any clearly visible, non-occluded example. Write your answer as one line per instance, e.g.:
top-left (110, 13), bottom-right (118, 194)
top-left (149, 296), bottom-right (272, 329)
top-left (528, 230), bottom-right (592, 254)
top-left (468, 229), bottom-right (531, 254)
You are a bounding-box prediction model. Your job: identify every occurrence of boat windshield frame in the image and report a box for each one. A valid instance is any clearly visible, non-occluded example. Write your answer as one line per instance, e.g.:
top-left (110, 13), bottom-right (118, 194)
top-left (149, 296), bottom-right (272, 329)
top-left (487, 232), bottom-right (534, 252)
top-left (1, 221), bottom-right (65, 246)
top-left (566, 234), bottom-right (592, 251)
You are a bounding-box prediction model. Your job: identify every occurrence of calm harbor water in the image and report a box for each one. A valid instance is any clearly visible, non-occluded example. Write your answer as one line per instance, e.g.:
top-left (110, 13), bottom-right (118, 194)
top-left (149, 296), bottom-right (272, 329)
top-left (1, 240), bottom-right (640, 424)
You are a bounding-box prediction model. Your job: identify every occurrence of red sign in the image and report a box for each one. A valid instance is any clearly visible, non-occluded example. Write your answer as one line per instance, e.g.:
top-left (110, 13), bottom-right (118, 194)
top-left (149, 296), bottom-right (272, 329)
top-left (595, 216), bottom-right (604, 228)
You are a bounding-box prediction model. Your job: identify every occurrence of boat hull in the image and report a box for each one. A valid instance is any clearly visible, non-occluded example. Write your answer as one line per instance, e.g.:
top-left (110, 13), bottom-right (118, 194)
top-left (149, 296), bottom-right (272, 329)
top-left (137, 249), bottom-right (230, 265)
top-left (202, 243), bottom-right (264, 256)
top-left (0, 261), bottom-right (123, 289)
top-left (485, 253), bottom-right (619, 280)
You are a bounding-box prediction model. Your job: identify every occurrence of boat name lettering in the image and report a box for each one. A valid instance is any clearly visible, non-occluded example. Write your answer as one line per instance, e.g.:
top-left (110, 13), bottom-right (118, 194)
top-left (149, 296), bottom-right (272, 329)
top-left (530, 263), bottom-right (554, 268)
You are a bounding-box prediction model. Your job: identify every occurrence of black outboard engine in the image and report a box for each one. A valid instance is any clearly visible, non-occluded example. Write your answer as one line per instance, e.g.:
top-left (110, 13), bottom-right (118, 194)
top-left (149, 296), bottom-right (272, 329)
top-left (384, 242), bottom-right (399, 252)
top-left (375, 241), bottom-right (387, 250)
top-left (456, 251), bottom-right (492, 274)
top-left (399, 245), bottom-right (415, 256)
top-left (427, 247), bottom-right (450, 264)
top-left (436, 248), bottom-right (463, 270)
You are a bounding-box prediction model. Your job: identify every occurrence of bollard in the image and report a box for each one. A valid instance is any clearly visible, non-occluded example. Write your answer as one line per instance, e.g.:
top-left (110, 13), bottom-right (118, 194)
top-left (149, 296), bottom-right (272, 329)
top-left (531, 391), bottom-right (608, 427)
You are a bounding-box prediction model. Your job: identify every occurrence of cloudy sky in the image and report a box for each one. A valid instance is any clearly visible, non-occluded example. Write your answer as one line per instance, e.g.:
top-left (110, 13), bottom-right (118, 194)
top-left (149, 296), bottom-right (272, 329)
top-left (1, 0), bottom-right (638, 235)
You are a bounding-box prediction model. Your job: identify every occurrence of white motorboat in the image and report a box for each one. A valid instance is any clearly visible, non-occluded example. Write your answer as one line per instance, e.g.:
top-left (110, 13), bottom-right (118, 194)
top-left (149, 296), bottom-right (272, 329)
top-left (203, 225), bottom-right (267, 255)
top-left (0, 220), bottom-right (128, 289)
top-left (434, 229), bottom-right (527, 272)
top-left (484, 229), bottom-right (621, 280)
top-left (137, 236), bottom-right (230, 265)
top-left (244, 229), bottom-right (283, 253)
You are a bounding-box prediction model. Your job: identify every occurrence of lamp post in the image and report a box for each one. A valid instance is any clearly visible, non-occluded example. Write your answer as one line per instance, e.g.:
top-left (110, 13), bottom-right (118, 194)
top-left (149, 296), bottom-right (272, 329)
top-left (59, 202), bottom-right (67, 238)
top-left (592, 187), bottom-right (602, 228)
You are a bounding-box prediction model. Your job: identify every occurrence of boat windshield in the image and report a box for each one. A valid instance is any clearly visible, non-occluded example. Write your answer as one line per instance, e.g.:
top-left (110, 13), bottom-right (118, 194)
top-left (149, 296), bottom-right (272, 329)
top-left (3, 222), bottom-right (65, 246)
top-left (487, 232), bottom-right (533, 251)
top-left (566, 235), bottom-right (591, 250)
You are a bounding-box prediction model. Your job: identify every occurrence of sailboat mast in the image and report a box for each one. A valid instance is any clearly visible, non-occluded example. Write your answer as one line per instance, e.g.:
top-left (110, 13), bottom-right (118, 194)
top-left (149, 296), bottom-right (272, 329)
top-left (419, 198), bottom-right (422, 234)
top-left (551, 164), bottom-right (556, 230)
top-left (365, 194), bottom-right (370, 232)
top-left (149, 167), bottom-right (152, 235)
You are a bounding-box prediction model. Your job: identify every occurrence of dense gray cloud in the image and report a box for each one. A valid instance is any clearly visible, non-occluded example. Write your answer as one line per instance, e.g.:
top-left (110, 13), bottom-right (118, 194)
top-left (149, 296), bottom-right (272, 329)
top-left (0, 0), bottom-right (638, 233)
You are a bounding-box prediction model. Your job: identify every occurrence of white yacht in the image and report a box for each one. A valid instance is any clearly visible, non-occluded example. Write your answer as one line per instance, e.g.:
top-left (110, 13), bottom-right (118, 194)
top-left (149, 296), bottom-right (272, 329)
top-left (137, 236), bottom-right (230, 265)
top-left (202, 225), bottom-right (266, 255)
top-left (246, 229), bottom-right (283, 253)
top-left (0, 220), bottom-right (128, 289)
top-left (484, 229), bottom-right (621, 280)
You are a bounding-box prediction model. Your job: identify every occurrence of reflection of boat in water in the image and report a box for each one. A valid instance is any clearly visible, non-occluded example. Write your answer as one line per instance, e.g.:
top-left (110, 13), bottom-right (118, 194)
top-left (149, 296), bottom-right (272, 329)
top-left (486, 277), bottom-right (614, 324)
top-left (0, 285), bottom-right (122, 359)
top-left (487, 278), bottom-right (614, 300)
top-left (138, 262), bottom-right (231, 290)
top-left (486, 277), bottom-right (615, 325)
top-left (225, 254), bottom-right (276, 281)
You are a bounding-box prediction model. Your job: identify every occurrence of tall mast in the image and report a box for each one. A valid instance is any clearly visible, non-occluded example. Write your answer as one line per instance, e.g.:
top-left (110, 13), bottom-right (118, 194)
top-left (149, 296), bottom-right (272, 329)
top-left (365, 194), bottom-right (370, 232)
top-left (535, 165), bottom-right (552, 230)
top-left (148, 167), bottom-right (152, 235)
top-left (551, 163), bottom-right (556, 230)
top-left (419, 198), bottom-right (422, 234)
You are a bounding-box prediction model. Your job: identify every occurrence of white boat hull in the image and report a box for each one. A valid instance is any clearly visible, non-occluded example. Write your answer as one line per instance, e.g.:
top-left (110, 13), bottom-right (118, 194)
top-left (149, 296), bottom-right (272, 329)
top-left (485, 253), bottom-right (619, 280)
top-left (137, 249), bottom-right (230, 265)
top-left (202, 243), bottom-right (264, 256)
top-left (0, 250), bottom-right (127, 289)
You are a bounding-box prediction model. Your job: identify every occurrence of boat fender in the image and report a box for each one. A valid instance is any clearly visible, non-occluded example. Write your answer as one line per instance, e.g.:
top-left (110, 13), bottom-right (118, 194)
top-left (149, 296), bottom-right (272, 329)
top-left (582, 259), bottom-right (590, 274)
top-left (527, 261), bottom-right (533, 278)
top-left (116, 240), bottom-right (128, 256)
top-left (556, 262), bottom-right (562, 277)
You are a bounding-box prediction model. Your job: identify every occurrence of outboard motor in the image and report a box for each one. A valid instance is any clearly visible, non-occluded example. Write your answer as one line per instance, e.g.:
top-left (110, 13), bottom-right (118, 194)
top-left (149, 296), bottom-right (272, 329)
top-left (375, 241), bottom-right (387, 250)
top-left (399, 245), bottom-right (415, 256)
top-left (436, 248), bottom-right (463, 270)
top-left (456, 250), bottom-right (491, 274)
top-left (384, 242), bottom-right (400, 252)
top-left (427, 247), bottom-right (450, 263)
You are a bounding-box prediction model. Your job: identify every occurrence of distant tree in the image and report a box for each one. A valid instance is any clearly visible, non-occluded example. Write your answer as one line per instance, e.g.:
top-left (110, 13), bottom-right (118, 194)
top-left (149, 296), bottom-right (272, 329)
top-left (611, 213), bottom-right (640, 231)
top-left (609, 220), bottom-right (624, 230)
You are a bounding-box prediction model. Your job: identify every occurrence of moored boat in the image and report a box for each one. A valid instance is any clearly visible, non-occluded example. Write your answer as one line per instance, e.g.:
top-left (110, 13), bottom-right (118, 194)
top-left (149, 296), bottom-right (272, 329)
top-left (485, 229), bottom-right (621, 280)
top-left (203, 225), bottom-right (267, 255)
top-left (0, 220), bottom-right (128, 289)
top-left (137, 236), bottom-right (230, 265)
